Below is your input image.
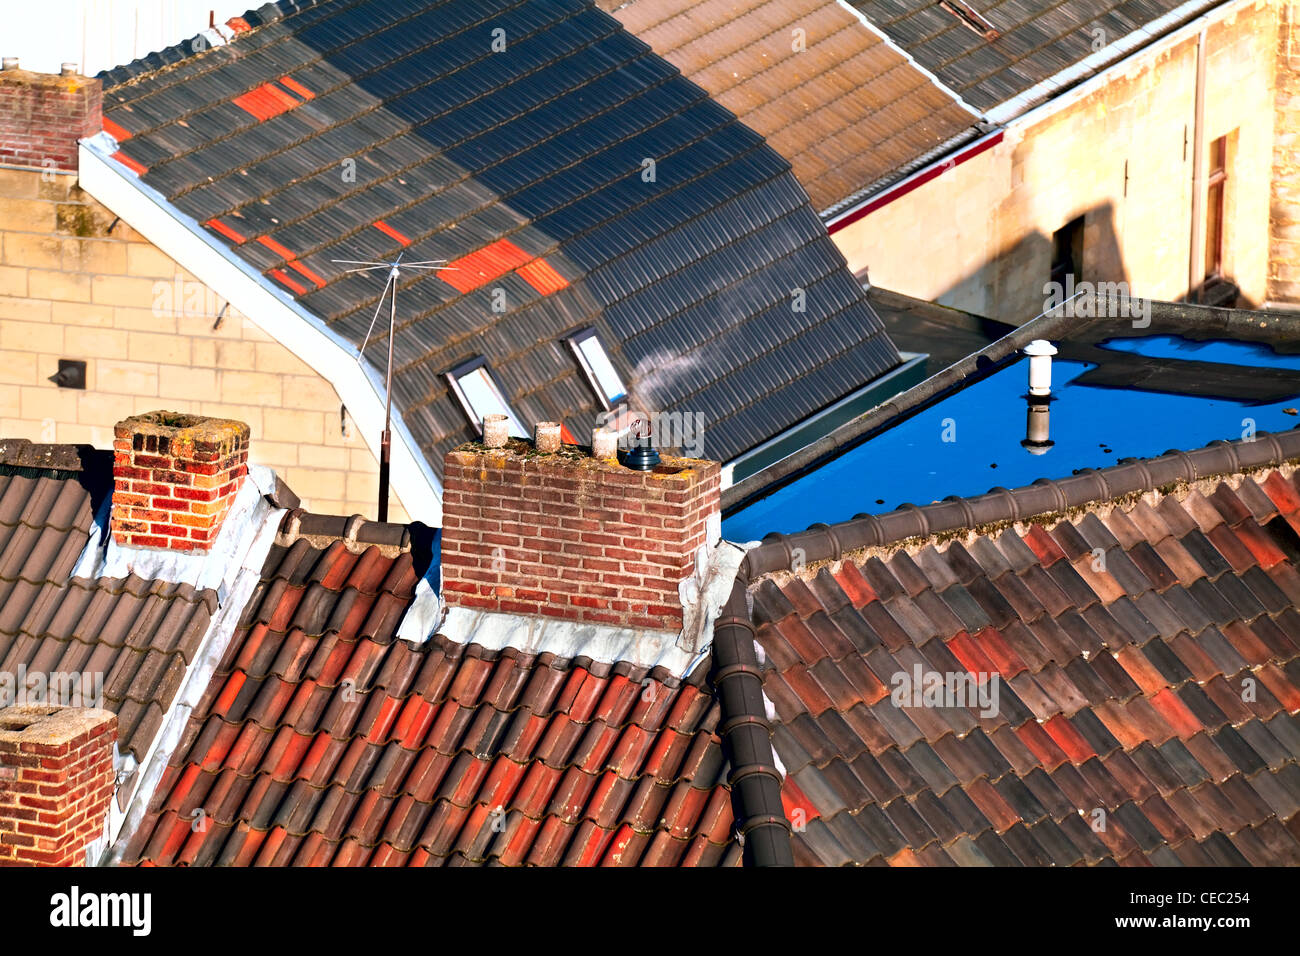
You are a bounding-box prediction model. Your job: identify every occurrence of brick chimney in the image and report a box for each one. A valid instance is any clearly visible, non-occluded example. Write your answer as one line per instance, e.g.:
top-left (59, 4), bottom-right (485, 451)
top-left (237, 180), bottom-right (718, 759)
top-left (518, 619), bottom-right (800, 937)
top-left (0, 705), bottom-right (116, 866)
top-left (442, 437), bottom-right (721, 631)
top-left (0, 61), bottom-right (102, 173)
top-left (111, 412), bottom-right (250, 552)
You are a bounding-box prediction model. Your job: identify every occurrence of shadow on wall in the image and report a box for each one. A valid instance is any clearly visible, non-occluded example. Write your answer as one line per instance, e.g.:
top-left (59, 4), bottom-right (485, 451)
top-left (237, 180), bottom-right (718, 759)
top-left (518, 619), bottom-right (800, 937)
top-left (922, 201), bottom-right (1254, 323)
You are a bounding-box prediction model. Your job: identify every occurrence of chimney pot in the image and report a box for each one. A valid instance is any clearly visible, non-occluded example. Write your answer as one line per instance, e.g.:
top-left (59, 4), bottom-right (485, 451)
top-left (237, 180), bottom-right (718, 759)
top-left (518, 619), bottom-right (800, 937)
top-left (110, 411), bottom-right (250, 553)
top-left (591, 426), bottom-right (617, 459)
top-left (60, 62), bottom-right (77, 76)
top-left (481, 414), bottom-right (509, 448)
top-left (1, 57), bottom-right (17, 71)
top-left (534, 421), bottom-right (561, 453)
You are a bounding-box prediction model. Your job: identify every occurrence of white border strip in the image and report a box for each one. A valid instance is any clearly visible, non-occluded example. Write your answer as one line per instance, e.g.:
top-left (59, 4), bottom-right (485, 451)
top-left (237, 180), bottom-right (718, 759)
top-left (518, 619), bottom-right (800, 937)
top-left (822, 0), bottom-right (1247, 231)
top-left (77, 134), bottom-right (443, 525)
top-left (987, 0), bottom-right (1240, 127)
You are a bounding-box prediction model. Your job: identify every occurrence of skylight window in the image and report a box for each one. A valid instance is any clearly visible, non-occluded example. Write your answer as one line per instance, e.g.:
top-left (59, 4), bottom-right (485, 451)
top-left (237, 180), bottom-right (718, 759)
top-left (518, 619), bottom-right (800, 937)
top-left (569, 329), bottom-right (627, 408)
top-left (447, 357), bottom-right (527, 437)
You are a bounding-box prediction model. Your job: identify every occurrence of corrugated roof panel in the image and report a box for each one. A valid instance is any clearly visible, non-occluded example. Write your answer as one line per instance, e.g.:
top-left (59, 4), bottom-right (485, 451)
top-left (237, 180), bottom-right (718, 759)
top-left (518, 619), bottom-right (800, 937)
top-left (101, 0), bottom-right (900, 481)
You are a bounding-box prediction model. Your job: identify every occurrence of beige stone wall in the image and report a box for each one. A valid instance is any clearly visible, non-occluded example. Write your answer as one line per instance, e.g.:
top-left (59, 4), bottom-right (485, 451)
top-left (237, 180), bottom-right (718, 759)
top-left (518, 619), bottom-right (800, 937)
top-left (1270, 0), bottom-right (1300, 303)
top-left (835, 0), bottom-right (1279, 321)
top-left (0, 165), bottom-right (410, 523)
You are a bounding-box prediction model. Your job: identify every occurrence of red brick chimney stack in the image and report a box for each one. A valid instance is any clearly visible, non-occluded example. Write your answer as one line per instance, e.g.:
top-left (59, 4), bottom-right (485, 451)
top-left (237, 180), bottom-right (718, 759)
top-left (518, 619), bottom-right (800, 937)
top-left (0, 60), bottom-right (102, 172)
top-left (0, 705), bottom-right (117, 866)
top-left (441, 437), bottom-right (721, 631)
top-left (111, 412), bottom-right (251, 553)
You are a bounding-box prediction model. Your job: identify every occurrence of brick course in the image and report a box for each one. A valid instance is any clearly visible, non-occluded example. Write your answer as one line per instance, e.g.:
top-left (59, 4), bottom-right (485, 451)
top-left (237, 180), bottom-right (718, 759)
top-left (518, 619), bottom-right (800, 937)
top-left (0, 68), bottom-right (101, 172)
top-left (442, 440), bottom-right (720, 631)
top-left (110, 411), bottom-right (249, 552)
top-left (0, 705), bottom-right (116, 866)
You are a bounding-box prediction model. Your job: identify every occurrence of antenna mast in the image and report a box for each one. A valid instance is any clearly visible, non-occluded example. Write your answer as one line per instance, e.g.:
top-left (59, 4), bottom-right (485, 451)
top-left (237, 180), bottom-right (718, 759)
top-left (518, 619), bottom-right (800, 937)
top-left (332, 252), bottom-right (455, 522)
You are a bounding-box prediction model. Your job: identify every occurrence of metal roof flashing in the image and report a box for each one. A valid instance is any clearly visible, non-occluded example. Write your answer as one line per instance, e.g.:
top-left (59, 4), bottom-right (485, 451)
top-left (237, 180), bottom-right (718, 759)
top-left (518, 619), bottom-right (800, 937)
top-left (97, 466), bottom-right (287, 861)
top-left (396, 550), bottom-right (442, 647)
top-left (73, 463), bottom-right (284, 600)
top-left (433, 539), bottom-right (749, 679)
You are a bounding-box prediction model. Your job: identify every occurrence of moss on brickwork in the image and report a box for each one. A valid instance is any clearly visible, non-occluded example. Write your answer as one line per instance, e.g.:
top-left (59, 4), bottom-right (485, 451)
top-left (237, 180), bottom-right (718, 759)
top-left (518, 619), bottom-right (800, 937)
top-left (116, 411), bottom-right (251, 459)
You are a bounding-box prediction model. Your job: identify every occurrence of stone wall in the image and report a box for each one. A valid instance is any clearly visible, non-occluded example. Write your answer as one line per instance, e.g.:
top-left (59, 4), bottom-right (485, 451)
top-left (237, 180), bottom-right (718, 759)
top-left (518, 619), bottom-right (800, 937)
top-left (0, 165), bottom-right (410, 522)
top-left (834, 0), bottom-right (1279, 320)
top-left (1269, 0), bottom-right (1300, 303)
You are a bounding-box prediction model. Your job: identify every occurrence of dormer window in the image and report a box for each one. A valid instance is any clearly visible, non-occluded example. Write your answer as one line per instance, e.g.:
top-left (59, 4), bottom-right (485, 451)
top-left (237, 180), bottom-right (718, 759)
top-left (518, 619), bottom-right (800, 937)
top-left (569, 328), bottom-right (627, 409)
top-left (447, 357), bottom-right (527, 437)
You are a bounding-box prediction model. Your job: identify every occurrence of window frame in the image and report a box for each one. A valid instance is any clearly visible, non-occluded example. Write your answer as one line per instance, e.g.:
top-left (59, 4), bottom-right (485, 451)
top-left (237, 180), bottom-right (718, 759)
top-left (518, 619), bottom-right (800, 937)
top-left (445, 356), bottom-right (527, 438)
top-left (567, 327), bottom-right (627, 410)
top-left (1205, 134), bottom-right (1228, 279)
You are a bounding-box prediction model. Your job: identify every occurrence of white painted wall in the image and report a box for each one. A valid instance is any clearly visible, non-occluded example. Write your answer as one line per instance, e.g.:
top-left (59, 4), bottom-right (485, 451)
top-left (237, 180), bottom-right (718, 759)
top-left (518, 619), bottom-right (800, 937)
top-left (5, 0), bottom-right (250, 76)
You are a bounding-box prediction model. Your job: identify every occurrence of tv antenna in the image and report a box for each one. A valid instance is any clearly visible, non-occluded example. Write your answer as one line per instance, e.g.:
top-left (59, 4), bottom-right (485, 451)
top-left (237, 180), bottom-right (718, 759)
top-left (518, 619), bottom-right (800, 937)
top-left (331, 251), bottom-right (455, 522)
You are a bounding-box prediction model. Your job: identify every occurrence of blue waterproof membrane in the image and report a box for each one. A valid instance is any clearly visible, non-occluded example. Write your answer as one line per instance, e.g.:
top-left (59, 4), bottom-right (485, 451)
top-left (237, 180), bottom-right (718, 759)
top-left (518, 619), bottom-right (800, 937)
top-left (1098, 335), bottom-right (1300, 371)
top-left (724, 356), bottom-right (1300, 541)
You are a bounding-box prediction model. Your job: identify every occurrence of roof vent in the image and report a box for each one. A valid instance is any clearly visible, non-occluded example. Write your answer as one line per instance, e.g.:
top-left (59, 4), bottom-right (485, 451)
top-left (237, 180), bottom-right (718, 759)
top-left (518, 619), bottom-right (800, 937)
top-left (938, 1), bottom-right (1000, 40)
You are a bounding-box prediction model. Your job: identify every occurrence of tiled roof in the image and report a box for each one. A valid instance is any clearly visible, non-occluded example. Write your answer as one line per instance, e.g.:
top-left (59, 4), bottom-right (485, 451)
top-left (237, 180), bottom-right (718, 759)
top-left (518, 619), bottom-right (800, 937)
top-left (746, 456), bottom-right (1300, 865)
top-left (596, 0), bottom-right (977, 213)
top-left (97, 0), bottom-right (901, 469)
top-left (0, 443), bottom-right (221, 760)
top-left (125, 521), bottom-right (737, 866)
top-left (845, 0), bottom-right (1213, 112)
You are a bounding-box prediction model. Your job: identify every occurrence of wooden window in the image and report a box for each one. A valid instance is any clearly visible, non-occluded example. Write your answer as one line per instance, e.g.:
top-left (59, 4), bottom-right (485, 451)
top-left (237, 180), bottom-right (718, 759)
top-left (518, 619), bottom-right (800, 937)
top-left (1205, 135), bottom-right (1228, 279)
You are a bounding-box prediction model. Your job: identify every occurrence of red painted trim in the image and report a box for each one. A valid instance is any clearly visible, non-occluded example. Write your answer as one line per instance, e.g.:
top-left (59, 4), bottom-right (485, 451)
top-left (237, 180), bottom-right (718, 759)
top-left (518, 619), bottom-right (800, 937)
top-left (268, 268), bottom-right (309, 295)
top-left (287, 259), bottom-right (327, 289)
top-left (279, 76), bottom-right (315, 100)
top-left (111, 151), bottom-right (147, 175)
top-left (204, 218), bottom-right (246, 243)
top-left (827, 131), bottom-right (1004, 235)
top-left (438, 238), bottom-right (533, 294)
top-left (102, 117), bottom-right (132, 142)
top-left (264, 83), bottom-right (301, 110)
top-left (372, 219), bottom-right (412, 245)
top-left (256, 235), bottom-right (298, 260)
top-left (516, 257), bottom-right (568, 295)
top-left (233, 84), bottom-right (296, 120)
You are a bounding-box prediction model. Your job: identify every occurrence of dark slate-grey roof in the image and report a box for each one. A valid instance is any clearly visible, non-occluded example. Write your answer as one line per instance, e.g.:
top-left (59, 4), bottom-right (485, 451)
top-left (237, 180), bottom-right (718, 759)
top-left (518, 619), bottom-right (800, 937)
top-left (98, 0), bottom-right (901, 475)
top-left (846, 0), bottom-right (1214, 112)
top-left (0, 441), bottom-right (219, 760)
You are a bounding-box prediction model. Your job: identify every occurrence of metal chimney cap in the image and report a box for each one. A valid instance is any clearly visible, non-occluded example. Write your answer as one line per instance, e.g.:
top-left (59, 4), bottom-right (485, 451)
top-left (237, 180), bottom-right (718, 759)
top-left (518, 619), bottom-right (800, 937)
top-left (1023, 339), bottom-right (1058, 357)
top-left (623, 443), bottom-right (661, 471)
top-left (1, 57), bottom-right (19, 71)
